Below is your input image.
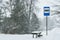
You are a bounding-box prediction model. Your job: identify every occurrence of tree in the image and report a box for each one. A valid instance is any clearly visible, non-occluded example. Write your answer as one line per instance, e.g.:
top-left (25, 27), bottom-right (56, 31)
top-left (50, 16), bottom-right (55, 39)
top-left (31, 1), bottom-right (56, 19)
top-left (10, 0), bottom-right (40, 34)
top-left (0, 0), bottom-right (5, 33)
top-left (51, 1), bottom-right (60, 28)
top-left (2, 0), bottom-right (40, 34)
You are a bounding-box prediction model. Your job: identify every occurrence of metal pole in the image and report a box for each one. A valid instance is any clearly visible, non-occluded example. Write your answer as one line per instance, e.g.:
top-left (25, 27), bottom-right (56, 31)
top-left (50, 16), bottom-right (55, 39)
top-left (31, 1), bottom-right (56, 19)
top-left (46, 16), bottom-right (48, 35)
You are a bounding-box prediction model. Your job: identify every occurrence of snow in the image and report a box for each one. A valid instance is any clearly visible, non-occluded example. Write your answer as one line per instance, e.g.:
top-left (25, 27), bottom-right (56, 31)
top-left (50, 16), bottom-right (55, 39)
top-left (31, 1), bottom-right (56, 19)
top-left (0, 27), bottom-right (60, 40)
top-left (0, 0), bottom-right (60, 40)
top-left (0, 34), bottom-right (46, 40)
top-left (46, 27), bottom-right (60, 40)
top-left (32, 31), bottom-right (41, 33)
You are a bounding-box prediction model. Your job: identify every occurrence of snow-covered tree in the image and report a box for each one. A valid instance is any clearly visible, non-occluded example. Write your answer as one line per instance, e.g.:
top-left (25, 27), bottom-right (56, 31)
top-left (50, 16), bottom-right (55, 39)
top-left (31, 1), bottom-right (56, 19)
top-left (2, 0), bottom-right (40, 34)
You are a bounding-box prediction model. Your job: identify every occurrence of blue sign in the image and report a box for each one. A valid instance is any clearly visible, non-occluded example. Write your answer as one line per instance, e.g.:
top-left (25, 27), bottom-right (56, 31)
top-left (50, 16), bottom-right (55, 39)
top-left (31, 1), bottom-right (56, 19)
top-left (44, 6), bottom-right (50, 16)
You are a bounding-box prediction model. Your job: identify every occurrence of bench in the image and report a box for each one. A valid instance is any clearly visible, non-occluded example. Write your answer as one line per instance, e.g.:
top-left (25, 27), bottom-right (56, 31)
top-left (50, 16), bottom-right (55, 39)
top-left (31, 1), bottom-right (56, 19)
top-left (32, 31), bottom-right (42, 38)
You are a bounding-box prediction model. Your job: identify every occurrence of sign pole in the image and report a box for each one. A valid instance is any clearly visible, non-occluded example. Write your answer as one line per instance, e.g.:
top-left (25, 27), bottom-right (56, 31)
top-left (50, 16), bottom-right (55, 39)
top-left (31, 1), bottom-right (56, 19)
top-left (44, 6), bottom-right (50, 35)
top-left (46, 16), bottom-right (48, 35)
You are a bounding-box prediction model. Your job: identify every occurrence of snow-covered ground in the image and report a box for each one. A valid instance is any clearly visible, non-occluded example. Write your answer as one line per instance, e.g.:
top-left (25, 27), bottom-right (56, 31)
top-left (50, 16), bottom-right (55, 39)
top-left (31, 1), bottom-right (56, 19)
top-left (46, 27), bottom-right (60, 40)
top-left (0, 34), bottom-right (46, 40)
top-left (0, 27), bottom-right (60, 40)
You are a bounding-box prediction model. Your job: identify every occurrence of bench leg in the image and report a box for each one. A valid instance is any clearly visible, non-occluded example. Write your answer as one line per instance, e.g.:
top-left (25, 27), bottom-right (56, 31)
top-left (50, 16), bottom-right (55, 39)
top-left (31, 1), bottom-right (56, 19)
top-left (36, 34), bottom-right (37, 38)
top-left (33, 34), bottom-right (34, 38)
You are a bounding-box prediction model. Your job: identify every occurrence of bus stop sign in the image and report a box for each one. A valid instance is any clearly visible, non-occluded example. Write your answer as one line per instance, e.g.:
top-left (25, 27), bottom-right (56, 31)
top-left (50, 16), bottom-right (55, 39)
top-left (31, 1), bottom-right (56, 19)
top-left (44, 6), bottom-right (50, 16)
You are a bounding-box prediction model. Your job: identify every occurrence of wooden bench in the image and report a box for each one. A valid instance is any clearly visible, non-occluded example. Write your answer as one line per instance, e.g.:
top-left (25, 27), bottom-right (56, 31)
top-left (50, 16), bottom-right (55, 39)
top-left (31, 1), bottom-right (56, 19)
top-left (32, 31), bottom-right (42, 38)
